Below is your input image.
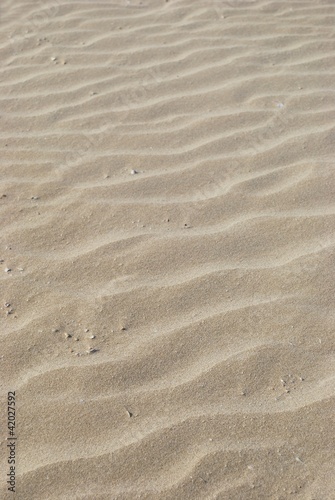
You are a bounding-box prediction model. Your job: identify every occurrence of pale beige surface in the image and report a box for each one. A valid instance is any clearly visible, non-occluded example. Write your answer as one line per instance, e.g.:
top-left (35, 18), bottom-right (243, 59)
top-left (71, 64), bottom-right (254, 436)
top-left (1, 0), bottom-right (335, 498)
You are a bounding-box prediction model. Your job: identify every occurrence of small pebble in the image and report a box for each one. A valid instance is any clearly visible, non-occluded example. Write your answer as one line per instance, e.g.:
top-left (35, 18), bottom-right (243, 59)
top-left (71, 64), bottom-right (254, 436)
top-left (64, 332), bottom-right (71, 338)
top-left (4, 268), bottom-right (11, 273)
top-left (4, 303), bottom-right (10, 308)
top-left (51, 57), bottom-right (57, 61)
top-left (31, 196), bottom-right (39, 200)
top-left (90, 335), bottom-right (95, 339)
top-left (87, 347), bottom-right (97, 354)
top-left (130, 169), bottom-right (138, 175)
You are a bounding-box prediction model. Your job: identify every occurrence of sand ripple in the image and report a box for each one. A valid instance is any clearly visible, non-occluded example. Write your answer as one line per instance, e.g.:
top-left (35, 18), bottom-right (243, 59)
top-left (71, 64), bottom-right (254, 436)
top-left (1, 0), bottom-right (335, 498)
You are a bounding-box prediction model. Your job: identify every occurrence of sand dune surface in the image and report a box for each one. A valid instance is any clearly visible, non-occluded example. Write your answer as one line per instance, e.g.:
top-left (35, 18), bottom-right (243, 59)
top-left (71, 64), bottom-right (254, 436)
top-left (1, 0), bottom-right (335, 498)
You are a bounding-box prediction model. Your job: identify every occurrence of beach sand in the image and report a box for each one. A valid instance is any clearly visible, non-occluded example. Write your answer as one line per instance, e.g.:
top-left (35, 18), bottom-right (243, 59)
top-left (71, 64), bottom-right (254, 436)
top-left (1, 0), bottom-right (335, 498)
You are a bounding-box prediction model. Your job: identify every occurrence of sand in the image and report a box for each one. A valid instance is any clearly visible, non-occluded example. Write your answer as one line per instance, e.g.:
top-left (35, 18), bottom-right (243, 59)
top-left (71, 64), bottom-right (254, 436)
top-left (1, 0), bottom-right (335, 498)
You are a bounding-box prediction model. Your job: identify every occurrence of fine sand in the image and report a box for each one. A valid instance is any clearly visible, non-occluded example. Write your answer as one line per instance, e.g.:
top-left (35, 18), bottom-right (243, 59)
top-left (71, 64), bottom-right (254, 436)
top-left (1, 0), bottom-right (335, 498)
